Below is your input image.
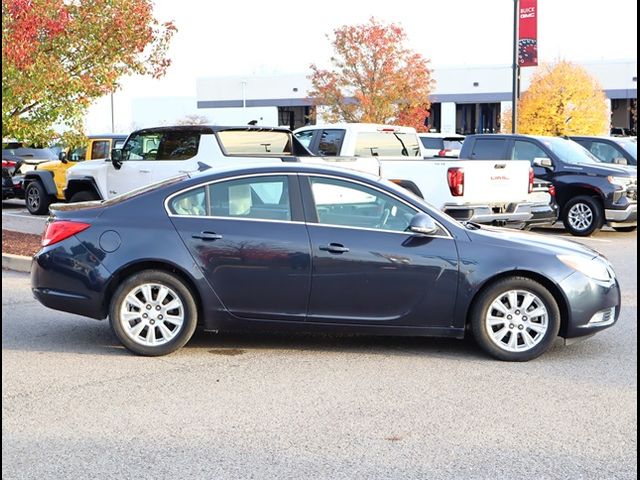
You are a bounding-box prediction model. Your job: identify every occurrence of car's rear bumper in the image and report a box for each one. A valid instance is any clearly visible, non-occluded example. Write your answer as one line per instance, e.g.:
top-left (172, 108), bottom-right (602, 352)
top-left (31, 237), bottom-right (112, 319)
top-left (443, 202), bottom-right (533, 226)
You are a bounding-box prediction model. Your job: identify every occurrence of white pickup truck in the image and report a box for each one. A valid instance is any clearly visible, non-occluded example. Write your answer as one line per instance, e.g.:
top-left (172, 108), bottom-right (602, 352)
top-left (64, 126), bottom-right (379, 202)
top-left (293, 123), bottom-right (535, 226)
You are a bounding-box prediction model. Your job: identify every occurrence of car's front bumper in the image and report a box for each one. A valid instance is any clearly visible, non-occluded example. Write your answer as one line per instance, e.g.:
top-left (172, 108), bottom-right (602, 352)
top-left (560, 270), bottom-right (621, 338)
top-left (605, 203), bottom-right (637, 227)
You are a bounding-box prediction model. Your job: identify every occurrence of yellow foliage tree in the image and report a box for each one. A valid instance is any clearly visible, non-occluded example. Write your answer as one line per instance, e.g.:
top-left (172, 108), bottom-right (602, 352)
top-left (502, 61), bottom-right (609, 135)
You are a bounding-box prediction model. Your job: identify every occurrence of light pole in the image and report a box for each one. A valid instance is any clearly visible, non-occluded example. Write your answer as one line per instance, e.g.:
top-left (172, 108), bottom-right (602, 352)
top-left (110, 92), bottom-right (115, 132)
top-left (512, 0), bottom-right (520, 133)
top-left (241, 80), bottom-right (247, 108)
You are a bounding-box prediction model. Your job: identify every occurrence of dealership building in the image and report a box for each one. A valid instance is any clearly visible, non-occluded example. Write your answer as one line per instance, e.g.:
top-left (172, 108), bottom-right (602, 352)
top-left (195, 60), bottom-right (637, 134)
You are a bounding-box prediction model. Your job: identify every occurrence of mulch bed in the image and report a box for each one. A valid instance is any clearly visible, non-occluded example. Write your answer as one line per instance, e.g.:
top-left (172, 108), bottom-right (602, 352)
top-left (2, 230), bottom-right (42, 257)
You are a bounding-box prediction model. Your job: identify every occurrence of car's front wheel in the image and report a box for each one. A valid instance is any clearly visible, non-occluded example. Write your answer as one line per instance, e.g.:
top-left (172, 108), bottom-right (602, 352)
top-left (25, 181), bottom-right (53, 215)
top-left (562, 196), bottom-right (603, 236)
top-left (69, 190), bottom-right (100, 203)
top-left (110, 270), bottom-right (198, 356)
top-left (471, 277), bottom-right (560, 361)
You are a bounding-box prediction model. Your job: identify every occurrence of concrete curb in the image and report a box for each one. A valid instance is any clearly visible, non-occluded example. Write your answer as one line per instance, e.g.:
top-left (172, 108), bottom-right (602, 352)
top-left (2, 253), bottom-right (32, 273)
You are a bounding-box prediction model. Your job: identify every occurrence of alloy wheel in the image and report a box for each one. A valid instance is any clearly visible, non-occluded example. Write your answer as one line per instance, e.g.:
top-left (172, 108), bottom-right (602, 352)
top-left (567, 203), bottom-right (593, 231)
top-left (120, 283), bottom-right (185, 347)
top-left (485, 289), bottom-right (549, 352)
top-left (27, 185), bottom-right (40, 210)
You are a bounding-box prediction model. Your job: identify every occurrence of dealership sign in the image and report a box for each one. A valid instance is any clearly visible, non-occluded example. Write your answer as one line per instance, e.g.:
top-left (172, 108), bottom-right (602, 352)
top-left (518, 0), bottom-right (538, 67)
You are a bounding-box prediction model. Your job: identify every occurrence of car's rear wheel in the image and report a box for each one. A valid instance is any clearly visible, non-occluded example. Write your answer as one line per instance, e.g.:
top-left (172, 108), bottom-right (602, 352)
top-left (110, 270), bottom-right (198, 356)
top-left (69, 190), bottom-right (100, 203)
top-left (25, 181), bottom-right (52, 215)
top-left (471, 277), bottom-right (560, 361)
top-left (562, 196), bottom-right (603, 236)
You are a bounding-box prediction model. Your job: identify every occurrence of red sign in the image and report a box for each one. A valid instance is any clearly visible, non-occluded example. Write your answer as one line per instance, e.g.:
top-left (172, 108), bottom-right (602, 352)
top-left (518, 0), bottom-right (538, 67)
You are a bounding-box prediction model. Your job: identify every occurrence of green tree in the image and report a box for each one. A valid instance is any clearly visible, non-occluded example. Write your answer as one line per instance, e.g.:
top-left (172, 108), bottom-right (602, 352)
top-left (2, 0), bottom-right (176, 144)
top-left (308, 17), bottom-right (434, 132)
top-left (503, 61), bottom-right (608, 135)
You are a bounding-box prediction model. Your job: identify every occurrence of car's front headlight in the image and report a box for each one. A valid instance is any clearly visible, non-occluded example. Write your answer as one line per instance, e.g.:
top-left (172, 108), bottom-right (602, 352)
top-left (558, 254), bottom-right (611, 282)
top-left (608, 176), bottom-right (631, 188)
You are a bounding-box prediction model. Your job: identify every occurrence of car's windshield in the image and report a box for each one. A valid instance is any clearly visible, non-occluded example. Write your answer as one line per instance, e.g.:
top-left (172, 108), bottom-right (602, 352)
top-left (541, 137), bottom-right (600, 164)
top-left (617, 140), bottom-right (637, 159)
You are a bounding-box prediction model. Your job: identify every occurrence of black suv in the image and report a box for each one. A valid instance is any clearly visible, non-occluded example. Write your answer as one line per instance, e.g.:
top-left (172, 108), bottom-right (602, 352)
top-left (569, 136), bottom-right (637, 167)
top-left (460, 134), bottom-right (637, 236)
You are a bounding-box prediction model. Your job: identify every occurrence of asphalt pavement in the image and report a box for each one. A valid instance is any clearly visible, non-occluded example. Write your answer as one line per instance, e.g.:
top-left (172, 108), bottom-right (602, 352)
top-left (1, 223), bottom-right (637, 479)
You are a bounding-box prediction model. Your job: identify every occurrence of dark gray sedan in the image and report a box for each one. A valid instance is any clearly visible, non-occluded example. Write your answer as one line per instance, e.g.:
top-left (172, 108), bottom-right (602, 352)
top-left (31, 163), bottom-right (620, 361)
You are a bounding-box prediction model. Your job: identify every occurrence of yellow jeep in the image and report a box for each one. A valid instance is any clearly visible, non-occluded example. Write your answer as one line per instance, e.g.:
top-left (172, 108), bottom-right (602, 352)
top-left (23, 134), bottom-right (127, 215)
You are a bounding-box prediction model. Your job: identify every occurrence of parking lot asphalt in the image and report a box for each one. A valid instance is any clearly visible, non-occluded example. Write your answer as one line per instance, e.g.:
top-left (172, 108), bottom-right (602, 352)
top-left (2, 216), bottom-right (637, 479)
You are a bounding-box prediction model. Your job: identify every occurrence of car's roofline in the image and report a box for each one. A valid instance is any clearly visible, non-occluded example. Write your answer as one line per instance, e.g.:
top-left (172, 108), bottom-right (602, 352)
top-left (129, 125), bottom-right (293, 135)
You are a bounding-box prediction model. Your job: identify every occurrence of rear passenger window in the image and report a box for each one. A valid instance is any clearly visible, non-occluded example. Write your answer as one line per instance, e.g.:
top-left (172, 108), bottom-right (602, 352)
top-left (317, 130), bottom-right (345, 156)
top-left (169, 176), bottom-right (292, 221)
top-left (420, 138), bottom-right (444, 149)
top-left (471, 138), bottom-right (506, 159)
top-left (90, 141), bottom-right (110, 159)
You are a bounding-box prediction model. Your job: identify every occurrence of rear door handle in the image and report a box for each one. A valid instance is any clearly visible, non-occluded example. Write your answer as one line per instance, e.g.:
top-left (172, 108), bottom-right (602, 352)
top-left (319, 243), bottom-right (349, 254)
top-left (192, 231), bottom-right (223, 241)
top-left (139, 169), bottom-right (151, 173)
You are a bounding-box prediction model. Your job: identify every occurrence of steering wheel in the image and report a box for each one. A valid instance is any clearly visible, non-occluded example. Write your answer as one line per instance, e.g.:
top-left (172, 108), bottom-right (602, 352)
top-left (143, 149), bottom-right (158, 159)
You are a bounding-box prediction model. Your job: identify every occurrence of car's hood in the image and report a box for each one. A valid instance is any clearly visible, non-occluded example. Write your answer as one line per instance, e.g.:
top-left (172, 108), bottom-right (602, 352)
top-left (66, 159), bottom-right (106, 177)
top-left (573, 162), bottom-right (635, 177)
top-left (466, 225), bottom-right (601, 258)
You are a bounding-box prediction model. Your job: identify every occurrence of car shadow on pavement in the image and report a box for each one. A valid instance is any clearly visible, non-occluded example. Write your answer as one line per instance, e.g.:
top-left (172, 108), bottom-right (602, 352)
top-left (3, 317), bottom-right (489, 360)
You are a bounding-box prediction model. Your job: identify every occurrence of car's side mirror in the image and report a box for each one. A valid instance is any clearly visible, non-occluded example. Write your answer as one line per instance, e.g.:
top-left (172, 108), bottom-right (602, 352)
top-left (110, 148), bottom-right (123, 170)
top-left (613, 157), bottom-right (628, 165)
top-left (408, 213), bottom-right (439, 236)
top-left (533, 157), bottom-right (553, 169)
top-left (58, 151), bottom-right (67, 163)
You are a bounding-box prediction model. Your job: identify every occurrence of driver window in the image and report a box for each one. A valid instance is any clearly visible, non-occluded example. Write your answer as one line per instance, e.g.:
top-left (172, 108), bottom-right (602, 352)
top-left (123, 133), bottom-right (161, 161)
top-left (309, 177), bottom-right (417, 232)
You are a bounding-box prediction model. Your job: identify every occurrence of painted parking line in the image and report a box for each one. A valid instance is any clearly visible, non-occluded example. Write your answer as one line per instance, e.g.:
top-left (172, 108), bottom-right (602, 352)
top-left (2, 212), bottom-right (34, 218)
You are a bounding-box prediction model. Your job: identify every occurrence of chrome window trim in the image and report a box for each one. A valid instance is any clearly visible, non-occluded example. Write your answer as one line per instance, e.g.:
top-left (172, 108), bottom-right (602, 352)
top-left (164, 171), bottom-right (452, 239)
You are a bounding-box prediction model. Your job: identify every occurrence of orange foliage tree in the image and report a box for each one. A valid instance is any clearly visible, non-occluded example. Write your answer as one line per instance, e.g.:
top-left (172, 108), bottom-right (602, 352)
top-left (503, 61), bottom-right (608, 135)
top-left (308, 17), bottom-right (434, 132)
top-left (2, 0), bottom-right (176, 144)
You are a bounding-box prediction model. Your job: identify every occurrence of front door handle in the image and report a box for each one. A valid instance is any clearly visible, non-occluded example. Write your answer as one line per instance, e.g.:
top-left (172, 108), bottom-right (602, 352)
top-left (319, 243), bottom-right (349, 254)
top-left (192, 231), bottom-right (223, 241)
top-left (139, 169), bottom-right (151, 173)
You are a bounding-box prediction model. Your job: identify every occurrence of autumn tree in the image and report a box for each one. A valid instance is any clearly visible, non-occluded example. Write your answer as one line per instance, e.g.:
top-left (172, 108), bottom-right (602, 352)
top-left (2, 0), bottom-right (176, 144)
top-left (502, 61), bottom-right (608, 135)
top-left (308, 17), bottom-right (434, 132)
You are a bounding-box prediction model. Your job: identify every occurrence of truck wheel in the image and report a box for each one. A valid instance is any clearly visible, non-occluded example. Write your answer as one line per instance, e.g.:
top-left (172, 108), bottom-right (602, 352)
top-left (25, 181), bottom-right (53, 215)
top-left (70, 190), bottom-right (100, 203)
top-left (562, 196), bottom-right (603, 236)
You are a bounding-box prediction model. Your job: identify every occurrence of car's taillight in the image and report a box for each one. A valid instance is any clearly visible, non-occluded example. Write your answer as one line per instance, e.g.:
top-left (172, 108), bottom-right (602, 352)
top-left (528, 167), bottom-right (534, 194)
top-left (2, 160), bottom-right (16, 168)
top-left (447, 167), bottom-right (464, 196)
top-left (42, 221), bottom-right (91, 247)
top-left (548, 185), bottom-right (556, 197)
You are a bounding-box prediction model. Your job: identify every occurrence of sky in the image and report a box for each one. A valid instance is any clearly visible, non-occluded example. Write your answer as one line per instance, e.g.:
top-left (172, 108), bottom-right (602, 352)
top-left (86, 0), bottom-right (638, 133)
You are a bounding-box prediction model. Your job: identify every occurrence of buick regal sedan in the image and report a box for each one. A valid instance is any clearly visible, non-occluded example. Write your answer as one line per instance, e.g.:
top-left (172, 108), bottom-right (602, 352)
top-left (31, 164), bottom-right (621, 361)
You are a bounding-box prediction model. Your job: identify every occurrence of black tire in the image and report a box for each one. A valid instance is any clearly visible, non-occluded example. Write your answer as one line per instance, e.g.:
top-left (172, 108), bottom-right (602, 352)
top-left (613, 226), bottom-right (637, 233)
top-left (69, 190), bottom-right (100, 203)
top-left (25, 181), bottom-right (53, 215)
top-left (470, 277), bottom-right (561, 362)
top-left (562, 196), bottom-right (603, 236)
top-left (109, 270), bottom-right (198, 356)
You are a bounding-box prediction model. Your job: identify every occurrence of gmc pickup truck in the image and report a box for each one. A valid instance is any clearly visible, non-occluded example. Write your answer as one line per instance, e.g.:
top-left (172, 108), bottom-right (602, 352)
top-left (293, 123), bottom-right (536, 227)
top-left (64, 126), bottom-right (379, 202)
top-left (460, 134), bottom-right (637, 235)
